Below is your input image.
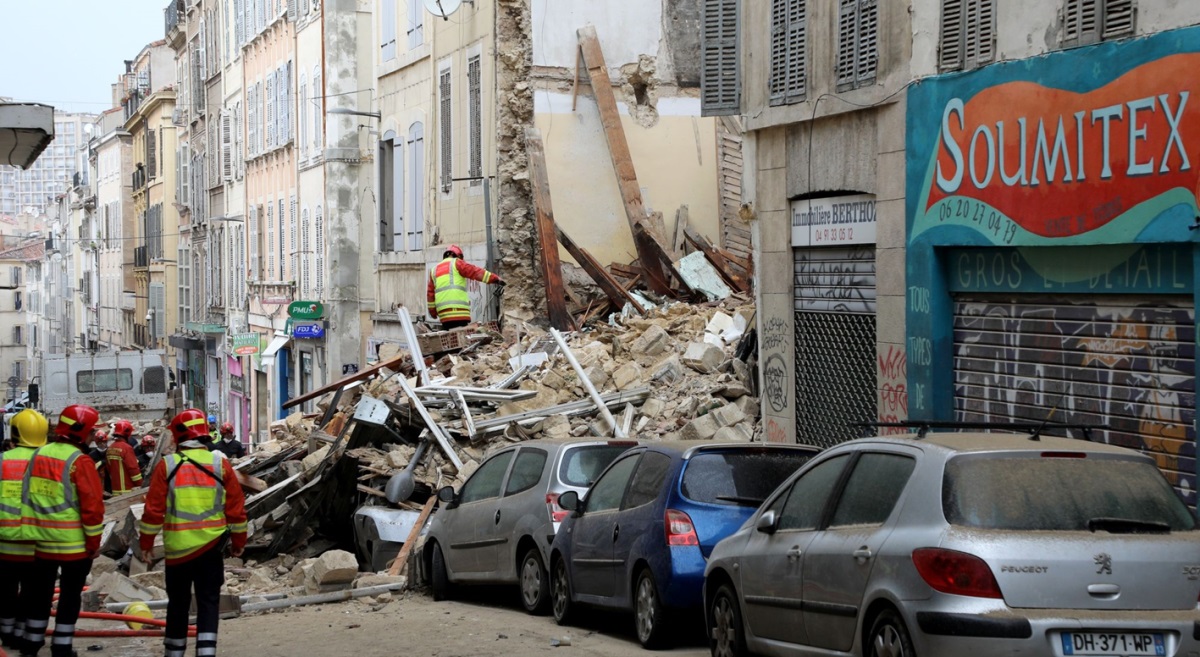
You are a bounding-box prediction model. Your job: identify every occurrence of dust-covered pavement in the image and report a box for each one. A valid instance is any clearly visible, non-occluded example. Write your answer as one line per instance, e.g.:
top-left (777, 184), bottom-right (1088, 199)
top-left (69, 588), bottom-right (709, 657)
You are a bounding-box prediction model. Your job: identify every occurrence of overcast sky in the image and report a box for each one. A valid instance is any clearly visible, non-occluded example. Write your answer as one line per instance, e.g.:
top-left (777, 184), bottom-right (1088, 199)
top-left (0, 0), bottom-right (169, 114)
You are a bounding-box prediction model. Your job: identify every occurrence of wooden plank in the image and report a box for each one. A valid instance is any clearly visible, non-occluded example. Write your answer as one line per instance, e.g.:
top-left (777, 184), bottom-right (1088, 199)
top-left (556, 224), bottom-right (645, 314)
top-left (104, 489), bottom-right (147, 524)
top-left (633, 223), bottom-right (692, 297)
top-left (685, 225), bottom-right (750, 293)
top-left (524, 127), bottom-right (576, 331)
top-left (283, 353), bottom-right (411, 410)
top-left (388, 495), bottom-right (437, 576)
top-left (357, 484), bottom-right (387, 499)
top-left (235, 471), bottom-right (268, 494)
top-left (718, 248), bottom-right (753, 272)
top-left (608, 262), bottom-right (642, 279)
top-left (576, 26), bottom-right (675, 294)
top-left (672, 206), bottom-right (690, 258)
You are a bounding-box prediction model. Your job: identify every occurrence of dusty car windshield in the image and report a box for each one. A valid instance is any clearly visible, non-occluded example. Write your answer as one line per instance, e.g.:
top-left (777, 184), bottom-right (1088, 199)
top-left (682, 450), bottom-right (814, 506)
top-left (559, 445), bottom-right (632, 487)
top-left (943, 456), bottom-right (1198, 531)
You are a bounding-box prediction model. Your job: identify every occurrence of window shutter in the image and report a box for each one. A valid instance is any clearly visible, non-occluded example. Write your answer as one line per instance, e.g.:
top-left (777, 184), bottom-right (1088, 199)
top-left (1102, 0), bottom-right (1134, 39)
top-left (856, 0), bottom-right (878, 85)
top-left (286, 60), bottom-right (294, 143)
top-left (249, 205), bottom-right (260, 280)
top-left (267, 71), bottom-right (276, 149)
top-left (836, 0), bottom-right (858, 89)
top-left (278, 199), bottom-right (285, 278)
top-left (235, 0), bottom-right (244, 46)
top-left (245, 0), bottom-right (254, 43)
top-left (235, 103), bottom-right (243, 178)
top-left (440, 67), bottom-right (452, 193)
top-left (408, 122), bottom-right (425, 251)
top-left (287, 0), bottom-right (296, 22)
top-left (701, 0), bottom-right (741, 115)
top-left (248, 85), bottom-right (256, 156)
top-left (768, 0), bottom-right (788, 104)
top-left (382, 0), bottom-right (397, 61)
top-left (468, 55), bottom-right (482, 179)
top-left (181, 143), bottom-right (190, 204)
top-left (394, 140), bottom-right (405, 250)
top-left (784, 0), bottom-right (807, 103)
top-left (222, 111), bottom-right (233, 181)
top-left (301, 209), bottom-right (310, 295)
top-left (963, 0), bottom-right (995, 69)
top-left (939, 0), bottom-right (963, 71)
top-left (408, 0), bottom-right (423, 48)
top-left (299, 79), bottom-right (308, 157)
top-left (267, 202), bottom-right (275, 279)
top-left (290, 194), bottom-right (297, 279)
top-left (315, 206), bottom-right (324, 293)
top-left (147, 129), bottom-right (157, 179)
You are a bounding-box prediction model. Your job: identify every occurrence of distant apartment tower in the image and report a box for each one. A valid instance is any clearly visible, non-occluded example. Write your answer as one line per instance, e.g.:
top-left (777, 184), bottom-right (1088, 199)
top-left (0, 111), bottom-right (97, 218)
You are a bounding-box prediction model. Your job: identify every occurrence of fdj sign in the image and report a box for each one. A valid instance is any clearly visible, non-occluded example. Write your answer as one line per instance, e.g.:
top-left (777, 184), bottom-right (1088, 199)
top-left (288, 301), bottom-right (325, 320)
top-left (292, 322), bottom-right (325, 339)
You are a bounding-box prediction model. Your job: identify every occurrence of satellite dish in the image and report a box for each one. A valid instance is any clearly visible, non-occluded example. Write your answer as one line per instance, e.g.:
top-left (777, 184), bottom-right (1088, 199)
top-left (422, 0), bottom-right (462, 20)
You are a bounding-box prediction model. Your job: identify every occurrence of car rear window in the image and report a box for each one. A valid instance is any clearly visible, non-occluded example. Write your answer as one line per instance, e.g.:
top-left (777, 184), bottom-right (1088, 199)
top-left (943, 456), bottom-right (1198, 532)
top-left (559, 445), bottom-right (631, 488)
top-left (682, 450), bottom-right (815, 507)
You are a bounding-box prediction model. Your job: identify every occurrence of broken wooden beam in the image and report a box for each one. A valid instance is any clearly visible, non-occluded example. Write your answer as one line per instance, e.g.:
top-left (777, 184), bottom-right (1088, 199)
top-left (283, 352), bottom-right (411, 410)
top-left (525, 127), bottom-right (577, 331)
top-left (608, 262), bottom-right (642, 280)
top-left (673, 206), bottom-right (691, 259)
top-left (388, 495), bottom-right (437, 577)
top-left (633, 222), bottom-right (693, 297)
top-left (556, 224), bottom-right (645, 314)
top-left (685, 225), bottom-right (750, 293)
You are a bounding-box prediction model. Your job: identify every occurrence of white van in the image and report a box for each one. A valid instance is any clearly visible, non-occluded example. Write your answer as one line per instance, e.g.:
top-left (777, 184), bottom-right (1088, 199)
top-left (37, 350), bottom-right (173, 422)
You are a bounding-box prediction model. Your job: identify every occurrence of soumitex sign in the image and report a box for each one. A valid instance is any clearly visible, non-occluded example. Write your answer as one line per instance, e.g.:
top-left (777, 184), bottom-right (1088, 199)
top-left (791, 194), bottom-right (877, 247)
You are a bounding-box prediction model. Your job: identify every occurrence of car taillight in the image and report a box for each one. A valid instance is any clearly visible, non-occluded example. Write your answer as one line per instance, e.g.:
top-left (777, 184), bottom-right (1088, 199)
top-left (912, 548), bottom-right (1003, 599)
top-left (546, 493), bottom-right (569, 523)
top-left (665, 509), bottom-right (699, 546)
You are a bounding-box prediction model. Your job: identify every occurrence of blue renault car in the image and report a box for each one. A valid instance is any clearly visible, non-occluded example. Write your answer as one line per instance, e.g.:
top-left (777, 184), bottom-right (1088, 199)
top-left (549, 441), bottom-right (818, 649)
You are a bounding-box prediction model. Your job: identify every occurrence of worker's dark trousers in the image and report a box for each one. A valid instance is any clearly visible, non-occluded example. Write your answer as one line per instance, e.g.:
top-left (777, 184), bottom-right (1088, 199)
top-left (0, 554), bottom-right (33, 649)
top-left (24, 556), bottom-right (92, 657)
top-left (164, 546), bottom-right (223, 657)
top-left (440, 319), bottom-right (471, 330)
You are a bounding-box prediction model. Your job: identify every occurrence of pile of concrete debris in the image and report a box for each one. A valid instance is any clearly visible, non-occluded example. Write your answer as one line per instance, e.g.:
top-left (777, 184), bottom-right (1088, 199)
top-left (93, 293), bottom-right (764, 610)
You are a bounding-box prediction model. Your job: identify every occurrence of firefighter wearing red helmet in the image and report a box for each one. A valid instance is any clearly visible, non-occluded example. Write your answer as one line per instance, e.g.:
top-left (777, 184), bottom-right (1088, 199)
top-left (426, 243), bottom-right (505, 329)
top-left (137, 409), bottom-right (247, 657)
top-left (105, 419), bottom-right (143, 495)
top-left (22, 404), bottom-right (105, 657)
top-left (213, 422), bottom-right (245, 460)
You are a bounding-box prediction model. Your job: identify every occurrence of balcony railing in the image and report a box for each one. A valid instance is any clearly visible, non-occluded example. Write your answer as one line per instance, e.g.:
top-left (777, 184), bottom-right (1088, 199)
top-left (134, 246), bottom-right (149, 268)
top-left (165, 0), bottom-right (183, 36)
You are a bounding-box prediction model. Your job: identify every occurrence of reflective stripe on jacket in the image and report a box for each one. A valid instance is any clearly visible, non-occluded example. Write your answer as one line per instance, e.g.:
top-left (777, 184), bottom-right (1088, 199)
top-left (431, 258), bottom-right (472, 321)
top-left (0, 446), bottom-right (34, 540)
top-left (21, 443), bottom-right (85, 546)
top-left (141, 449), bottom-right (228, 562)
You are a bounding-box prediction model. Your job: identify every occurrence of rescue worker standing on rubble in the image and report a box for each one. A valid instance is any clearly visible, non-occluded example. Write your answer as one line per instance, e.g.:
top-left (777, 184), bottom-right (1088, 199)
top-left (106, 420), bottom-right (143, 496)
top-left (22, 404), bottom-right (105, 657)
top-left (212, 423), bottom-right (245, 460)
top-left (0, 410), bottom-right (49, 652)
top-left (426, 244), bottom-right (505, 330)
top-left (137, 409), bottom-right (247, 657)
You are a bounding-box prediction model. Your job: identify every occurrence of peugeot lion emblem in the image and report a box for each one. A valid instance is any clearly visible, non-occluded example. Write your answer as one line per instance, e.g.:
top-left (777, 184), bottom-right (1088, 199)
top-left (1094, 553), bottom-right (1113, 575)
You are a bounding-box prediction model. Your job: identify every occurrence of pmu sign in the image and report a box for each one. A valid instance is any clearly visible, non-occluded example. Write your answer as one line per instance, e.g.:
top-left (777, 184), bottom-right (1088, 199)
top-left (288, 301), bottom-right (325, 320)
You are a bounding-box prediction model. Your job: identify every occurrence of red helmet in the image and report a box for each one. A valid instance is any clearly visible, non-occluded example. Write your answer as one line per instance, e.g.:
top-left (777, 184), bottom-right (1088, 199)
top-left (55, 405), bottom-right (101, 443)
top-left (93, 431), bottom-right (108, 444)
top-left (112, 419), bottom-right (135, 439)
top-left (169, 409), bottom-right (209, 444)
top-left (141, 435), bottom-right (157, 450)
top-left (444, 244), bottom-right (464, 258)
top-left (219, 422), bottom-right (235, 436)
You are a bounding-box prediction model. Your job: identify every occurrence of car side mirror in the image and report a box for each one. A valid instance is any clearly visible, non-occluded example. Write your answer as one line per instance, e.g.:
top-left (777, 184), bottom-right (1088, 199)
top-left (437, 485), bottom-right (457, 505)
top-left (756, 510), bottom-right (778, 534)
top-left (558, 490), bottom-right (580, 512)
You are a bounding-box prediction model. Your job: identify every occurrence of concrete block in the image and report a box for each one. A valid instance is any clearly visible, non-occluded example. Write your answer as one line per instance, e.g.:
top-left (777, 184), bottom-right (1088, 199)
top-left (734, 396), bottom-right (761, 420)
top-left (719, 383), bottom-right (751, 399)
top-left (714, 424), bottom-right (753, 442)
top-left (612, 362), bottom-right (643, 391)
top-left (681, 414), bottom-right (721, 441)
top-left (353, 574), bottom-right (407, 590)
top-left (682, 342), bottom-right (724, 374)
top-left (631, 324), bottom-right (670, 357)
top-left (582, 364), bottom-right (610, 389)
top-left (131, 570), bottom-right (167, 590)
top-left (712, 403), bottom-right (747, 428)
top-left (640, 398), bottom-right (666, 418)
top-left (312, 549), bottom-right (359, 585)
top-left (650, 356), bottom-right (684, 384)
top-left (541, 414), bottom-right (572, 440)
top-left (301, 445), bottom-right (331, 472)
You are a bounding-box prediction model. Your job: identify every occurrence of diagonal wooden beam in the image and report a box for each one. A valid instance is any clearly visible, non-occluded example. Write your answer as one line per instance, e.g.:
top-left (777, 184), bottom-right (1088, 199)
top-left (524, 127), bottom-right (577, 331)
top-left (557, 225), bottom-right (645, 315)
top-left (685, 225), bottom-right (750, 293)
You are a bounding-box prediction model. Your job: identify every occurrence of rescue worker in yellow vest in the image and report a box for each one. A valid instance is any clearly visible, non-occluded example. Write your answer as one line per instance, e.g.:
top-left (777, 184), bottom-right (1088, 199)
top-left (0, 410), bottom-right (48, 652)
top-left (426, 244), bottom-right (505, 329)
top-left (21, 404), bottom-right (105, 657)
top-left (137, 409), bottom-right (247, 657)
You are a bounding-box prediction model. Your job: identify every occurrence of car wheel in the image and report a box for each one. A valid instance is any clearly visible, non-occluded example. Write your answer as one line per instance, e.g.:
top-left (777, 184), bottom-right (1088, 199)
top-left (430, 543), bottom-right (453, 601)
top-left (551, 557), bottom-right (576, 625)
top-left (708, 583), bottom-right (748, 657)
top-left (634, 569), bottom-right (670, 650)
top-left (868, 609), bottom-right (916, 657)
top-left (519, 547), bottom-right (550, 615)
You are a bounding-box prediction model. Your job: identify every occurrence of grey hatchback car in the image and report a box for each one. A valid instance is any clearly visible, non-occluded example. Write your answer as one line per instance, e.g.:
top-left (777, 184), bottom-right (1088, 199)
top-left (704, 432), bottom-right (1200, 657)
top-left (425, 439), bottom-right (636, 613)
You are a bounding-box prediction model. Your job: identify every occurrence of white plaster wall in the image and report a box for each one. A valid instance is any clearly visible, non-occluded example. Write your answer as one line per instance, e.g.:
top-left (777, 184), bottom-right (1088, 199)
top-left (531, 0), bottom-right (663, 69)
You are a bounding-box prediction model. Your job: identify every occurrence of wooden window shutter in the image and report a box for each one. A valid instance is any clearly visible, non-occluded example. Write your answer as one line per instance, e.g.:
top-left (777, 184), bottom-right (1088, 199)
top-left (147, 129), bottom-right (157, 179)
top-left (836, 0), bottom-right (858, 89)
top-left (249, 205), bottom-right (260, 280)
top-left (768, 0), bottom-right (788, 104)
top-left (939, 0), bottom-right (963, 71)
top-left (468, 55), bottom-right (482, 179)
top-left (701, 0), bottom-right (741, 115)
top-left (381, 0), bottom-right (397, 61)
top-left (267, 71), bottom-right (276, 150)
top-left (1102, 0), bottom-right (1134, 39)
top-left (784, 0), bottom-right (807, 102)
top-left (963, 0), bottom-right (995, 69)
top-left (1063, 0), bottom-right (1100, 45)
top-left (222, 111), bottom-right (232, 181)
top-left (856, 0), bottom-right (878, 85)
top-left (439, 67), bottom-right (452, 193)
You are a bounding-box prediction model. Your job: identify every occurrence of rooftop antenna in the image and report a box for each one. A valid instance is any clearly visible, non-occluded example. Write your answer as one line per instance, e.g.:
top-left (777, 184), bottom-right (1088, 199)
top-left (1028, 396), bottom-right (1064, 441)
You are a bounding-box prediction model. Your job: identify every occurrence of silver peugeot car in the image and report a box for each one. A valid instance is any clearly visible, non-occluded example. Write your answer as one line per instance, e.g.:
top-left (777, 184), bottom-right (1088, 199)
top-left (425, 439), bottom-right (636, 613)
top-left (704, 432), bottom-right (1200, 657)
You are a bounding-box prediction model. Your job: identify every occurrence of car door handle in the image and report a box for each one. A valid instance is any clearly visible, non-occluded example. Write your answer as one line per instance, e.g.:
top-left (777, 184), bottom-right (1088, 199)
top-left (494, 510), bottom-right (502, 524)
top-left (787, 546), bottom-right (802, 560)
top-left (612, 525), bottom-right (620, 542)
top-left (853, 547), bottom-right (873, 561)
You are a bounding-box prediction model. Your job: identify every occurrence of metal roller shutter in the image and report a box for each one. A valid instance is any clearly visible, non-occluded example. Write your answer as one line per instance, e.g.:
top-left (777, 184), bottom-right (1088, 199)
top-left (953, 296), bottom-right (1196, 503)
top-left (793, 246), bottom-right (877, 447)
